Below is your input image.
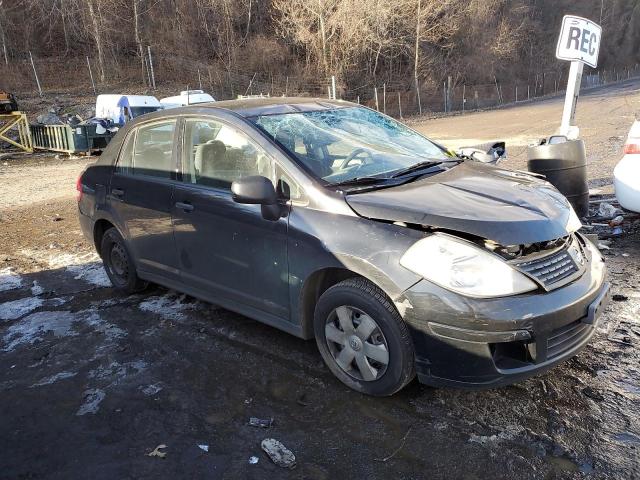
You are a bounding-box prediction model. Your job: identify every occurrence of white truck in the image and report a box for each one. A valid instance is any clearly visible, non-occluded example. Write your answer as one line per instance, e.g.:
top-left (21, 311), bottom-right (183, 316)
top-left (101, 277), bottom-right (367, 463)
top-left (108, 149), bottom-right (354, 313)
top-left (160, 90), bottom-right (215, 109)
top-left (95, 94), bottom-right (162, 125)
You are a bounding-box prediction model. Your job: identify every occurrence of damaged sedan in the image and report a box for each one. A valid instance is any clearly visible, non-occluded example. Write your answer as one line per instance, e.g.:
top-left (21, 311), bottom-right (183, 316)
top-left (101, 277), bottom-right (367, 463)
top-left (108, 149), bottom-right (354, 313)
top-left (77, 98), bottom-right (610, 396)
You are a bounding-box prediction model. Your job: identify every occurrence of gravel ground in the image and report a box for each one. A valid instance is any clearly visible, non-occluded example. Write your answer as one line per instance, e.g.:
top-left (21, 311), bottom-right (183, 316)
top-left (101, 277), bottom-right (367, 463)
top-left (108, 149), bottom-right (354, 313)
top-left (0, 81), bottom-right (639, 479)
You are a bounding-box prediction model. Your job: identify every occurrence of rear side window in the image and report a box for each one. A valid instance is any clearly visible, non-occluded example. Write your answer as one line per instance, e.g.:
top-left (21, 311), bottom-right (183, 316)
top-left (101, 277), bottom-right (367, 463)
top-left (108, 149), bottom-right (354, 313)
top-left (131, 121), bottom-right (176, 178)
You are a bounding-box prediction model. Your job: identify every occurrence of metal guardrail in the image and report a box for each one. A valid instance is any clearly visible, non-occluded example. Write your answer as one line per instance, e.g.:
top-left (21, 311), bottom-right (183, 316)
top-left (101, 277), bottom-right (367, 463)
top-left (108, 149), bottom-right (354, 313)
top-left (0, 112), bottom-right (33, 153)
top-left (30, 123), bottom-right (114, 154)
top-left (30, 124), bottom-right (76, 153)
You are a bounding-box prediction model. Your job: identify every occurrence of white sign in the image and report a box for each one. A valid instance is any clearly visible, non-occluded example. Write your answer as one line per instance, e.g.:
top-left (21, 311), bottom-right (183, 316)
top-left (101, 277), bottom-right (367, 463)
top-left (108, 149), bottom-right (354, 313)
top-left (556, 15), bottom-right (601, 68)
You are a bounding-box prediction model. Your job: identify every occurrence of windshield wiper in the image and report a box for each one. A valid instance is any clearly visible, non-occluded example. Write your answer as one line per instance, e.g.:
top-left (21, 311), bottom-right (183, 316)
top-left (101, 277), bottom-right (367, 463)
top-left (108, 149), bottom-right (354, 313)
top-left (390, 160), bottom-right (444, 178)
top-left (326, 176), bottom-right (389, 188)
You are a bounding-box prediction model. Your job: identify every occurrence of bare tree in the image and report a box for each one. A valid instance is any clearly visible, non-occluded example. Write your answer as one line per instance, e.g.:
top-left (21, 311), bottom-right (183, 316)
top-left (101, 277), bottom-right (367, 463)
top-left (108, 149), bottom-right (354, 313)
top-left (85, 0), bottom-right (106, 82)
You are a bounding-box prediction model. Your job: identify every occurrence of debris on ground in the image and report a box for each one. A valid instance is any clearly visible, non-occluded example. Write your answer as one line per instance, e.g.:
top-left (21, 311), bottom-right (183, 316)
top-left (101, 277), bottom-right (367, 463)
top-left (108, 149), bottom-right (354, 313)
top-left (582, 387), bottom-right (605, 402)
top-left (261, 439), bottom-right (296, 469)
top-left (249, 417), bottom-right (273, 428)
top-left (375, 426), bottom-right (413, 462)
top-left (598, 202), bottom-right (622, 218)
top-left (612, 294), bottom-right (629, 302)
top-left (197, 444), bottom-right (209, 452)
top-left (76, 388), bottom-right (106, 416)
top-left (147, 444), bottom-right (167, 459)
top-left (609, 215), bottom-right (624, 226)
top-left (141, 383), bottom-right (163, 396)
top-left (36, 110), bottom-right (63, 125)
top-left (248, 456), bottom-right (259, 464)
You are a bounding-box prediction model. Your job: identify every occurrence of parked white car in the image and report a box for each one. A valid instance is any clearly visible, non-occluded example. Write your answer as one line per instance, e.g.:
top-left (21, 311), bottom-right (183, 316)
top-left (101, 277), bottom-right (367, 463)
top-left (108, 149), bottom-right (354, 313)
top-left (614, 118), bottom-right (640, 212)
top-left (160, 90), bottom-right (215, 109)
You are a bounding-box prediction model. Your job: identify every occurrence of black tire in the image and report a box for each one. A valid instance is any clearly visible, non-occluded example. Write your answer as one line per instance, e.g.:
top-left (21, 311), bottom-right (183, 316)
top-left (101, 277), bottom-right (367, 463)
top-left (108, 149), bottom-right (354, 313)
top-left (100, 227), bottom-right (148, 293)
top-left (314, 277), bottom-right (415, 396)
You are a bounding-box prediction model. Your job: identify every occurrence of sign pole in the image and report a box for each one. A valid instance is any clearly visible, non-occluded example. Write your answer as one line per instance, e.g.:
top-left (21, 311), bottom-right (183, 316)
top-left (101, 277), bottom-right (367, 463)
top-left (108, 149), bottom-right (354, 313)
top-left (559, 60), bottom-right (584, 136)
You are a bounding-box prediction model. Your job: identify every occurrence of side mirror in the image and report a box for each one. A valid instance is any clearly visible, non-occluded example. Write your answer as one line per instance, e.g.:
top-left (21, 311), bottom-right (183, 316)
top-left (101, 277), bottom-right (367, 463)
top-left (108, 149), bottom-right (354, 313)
top-left (231, 175), bottom-right (277, 205)
top-left (457, 141), bottom-right (506, 164)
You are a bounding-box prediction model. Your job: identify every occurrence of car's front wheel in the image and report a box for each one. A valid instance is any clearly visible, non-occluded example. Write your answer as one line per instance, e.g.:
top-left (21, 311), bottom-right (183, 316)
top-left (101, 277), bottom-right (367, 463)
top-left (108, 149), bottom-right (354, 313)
top-left (314, 278), bottom-right (415, 396)
top-left (100, 227), bottom-right (148, 294)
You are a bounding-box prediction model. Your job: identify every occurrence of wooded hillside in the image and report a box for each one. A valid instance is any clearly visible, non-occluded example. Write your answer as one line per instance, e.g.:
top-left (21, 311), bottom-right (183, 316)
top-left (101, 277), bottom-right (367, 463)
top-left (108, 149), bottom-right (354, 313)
top-left (0, 0), bottom-right (638, 106)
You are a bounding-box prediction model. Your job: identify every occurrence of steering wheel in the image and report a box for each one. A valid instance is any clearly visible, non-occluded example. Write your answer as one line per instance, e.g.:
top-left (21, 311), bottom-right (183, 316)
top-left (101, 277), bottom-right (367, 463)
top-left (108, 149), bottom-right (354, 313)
top-left (340, 148), bottom-right (374, 170)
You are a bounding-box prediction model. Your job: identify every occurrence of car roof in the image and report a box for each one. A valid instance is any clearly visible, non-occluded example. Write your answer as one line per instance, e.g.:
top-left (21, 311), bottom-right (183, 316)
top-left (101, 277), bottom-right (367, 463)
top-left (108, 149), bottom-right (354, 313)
top-left (188, 97), bottom-right (355, 118)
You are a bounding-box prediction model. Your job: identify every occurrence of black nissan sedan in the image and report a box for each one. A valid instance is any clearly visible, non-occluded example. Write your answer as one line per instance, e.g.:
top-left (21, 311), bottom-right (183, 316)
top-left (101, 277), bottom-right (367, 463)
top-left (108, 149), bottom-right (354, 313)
top-left (77, 98), bottom-right (610, 396)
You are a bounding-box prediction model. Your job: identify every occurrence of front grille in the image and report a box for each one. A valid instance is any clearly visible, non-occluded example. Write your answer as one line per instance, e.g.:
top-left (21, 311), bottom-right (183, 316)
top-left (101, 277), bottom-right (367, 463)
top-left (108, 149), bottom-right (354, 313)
top-left (512, 237), bottom-right (583, 289)
top-left (546, 320), bottom-right (591, 359)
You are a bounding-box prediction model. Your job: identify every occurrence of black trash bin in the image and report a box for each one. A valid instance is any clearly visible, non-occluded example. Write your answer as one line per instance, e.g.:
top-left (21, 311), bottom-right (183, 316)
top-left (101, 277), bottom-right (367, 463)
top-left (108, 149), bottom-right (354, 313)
top-left (527, 139), bottom-right (589, 218)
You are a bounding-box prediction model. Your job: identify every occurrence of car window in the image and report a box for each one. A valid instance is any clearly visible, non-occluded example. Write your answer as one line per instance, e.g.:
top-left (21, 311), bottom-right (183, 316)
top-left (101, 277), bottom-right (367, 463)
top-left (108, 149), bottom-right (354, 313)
top-left (182, 118), bottom-right (274, 189)
top-left (132, 121), bottom-right (176, 178)
top-left (116, 130), bottom-right (135, 174)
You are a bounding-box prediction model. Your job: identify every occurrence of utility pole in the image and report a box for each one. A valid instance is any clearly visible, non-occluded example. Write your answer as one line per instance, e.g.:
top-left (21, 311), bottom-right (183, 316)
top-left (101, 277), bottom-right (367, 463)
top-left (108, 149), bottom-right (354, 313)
top-left (147, 45), bottom-right (156, 90)
top-left (383, 83), bottom-right (386, 114)
top-left (87, 56), bottom-right (96, 94)
top-left (29, 51), bottom-right (42, 96)
top-left (414, 0), bottom-right (422, 115)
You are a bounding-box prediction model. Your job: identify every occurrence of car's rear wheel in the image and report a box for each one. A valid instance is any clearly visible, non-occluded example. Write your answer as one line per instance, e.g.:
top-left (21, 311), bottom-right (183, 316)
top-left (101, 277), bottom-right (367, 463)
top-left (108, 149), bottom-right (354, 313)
top-left (100, 227), bottom-right (148, 293)
top-left (314, 277), bottom-right (415, 396)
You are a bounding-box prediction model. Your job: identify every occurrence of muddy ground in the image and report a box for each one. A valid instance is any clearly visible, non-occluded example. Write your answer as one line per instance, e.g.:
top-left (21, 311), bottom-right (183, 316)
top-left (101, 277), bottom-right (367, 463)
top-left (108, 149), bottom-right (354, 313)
top-left (1, 81), bottom-right (639, 479)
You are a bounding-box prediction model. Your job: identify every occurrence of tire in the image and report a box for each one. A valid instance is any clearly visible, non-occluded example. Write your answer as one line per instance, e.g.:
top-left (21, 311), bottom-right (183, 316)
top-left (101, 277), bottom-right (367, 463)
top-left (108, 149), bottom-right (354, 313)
top-left (314, 277), bottom-right (415, 396)
top-left (100, 227), bottom-right (148, 293)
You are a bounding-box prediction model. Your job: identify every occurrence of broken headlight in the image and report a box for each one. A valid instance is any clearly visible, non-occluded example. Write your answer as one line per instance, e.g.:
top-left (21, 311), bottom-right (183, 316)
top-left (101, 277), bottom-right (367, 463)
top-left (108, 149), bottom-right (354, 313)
top-left (400, 233), bottom-right (538, 298)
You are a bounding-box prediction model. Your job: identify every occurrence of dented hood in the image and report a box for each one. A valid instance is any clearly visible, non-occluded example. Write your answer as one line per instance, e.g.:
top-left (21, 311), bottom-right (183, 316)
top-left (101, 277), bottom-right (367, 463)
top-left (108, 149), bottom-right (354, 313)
top-left (344, 161), bottom-right (574, 245)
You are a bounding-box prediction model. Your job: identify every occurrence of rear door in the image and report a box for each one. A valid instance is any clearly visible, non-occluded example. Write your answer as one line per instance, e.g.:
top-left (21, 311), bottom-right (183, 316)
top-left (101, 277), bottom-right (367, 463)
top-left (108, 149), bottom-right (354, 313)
top-left (108, 119), bottom-right (180, 280)
top-left (171, 116), bottom-right (290, 320)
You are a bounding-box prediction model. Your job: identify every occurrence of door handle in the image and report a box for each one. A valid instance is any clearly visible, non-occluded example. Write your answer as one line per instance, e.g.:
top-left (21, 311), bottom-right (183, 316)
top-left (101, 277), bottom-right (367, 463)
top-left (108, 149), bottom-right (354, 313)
top-left (111, 188), bottom-right (125, 197)
top-left (175, 201), bottom-right (194, 212)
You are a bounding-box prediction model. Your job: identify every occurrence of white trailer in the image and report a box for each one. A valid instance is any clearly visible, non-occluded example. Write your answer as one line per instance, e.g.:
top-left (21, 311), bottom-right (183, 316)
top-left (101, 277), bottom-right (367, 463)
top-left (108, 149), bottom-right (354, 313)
top-left (160, 90), bottom-right (215, 109)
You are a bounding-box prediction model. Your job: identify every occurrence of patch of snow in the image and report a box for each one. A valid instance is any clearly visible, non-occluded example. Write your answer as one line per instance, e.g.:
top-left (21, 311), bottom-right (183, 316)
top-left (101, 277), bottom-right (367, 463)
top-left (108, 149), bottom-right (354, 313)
top-left (30, 281), bottom-right (45, 296)
top-left (67, 262), bottom-right (111, 287)
top-left (31, 371), bottom-right (77, 387)
top-left (0, 267), bottom-right (22, 292)
top-left (82, 311), bottom-right (126, 341)
top-left (138, 293), bottom-right (199, 320)
top-left (44, 297), bottom-right (70, 307)
top-left (2, 309), bottom-right (123, 352)
top-left (88, 359), bottom-right (147, 383)
top-left (20, 249), bottom-right (111, 288)
top-left (469, 425), bottom-right (524, 445)
top-left (76, 388), bottom-right (106, 415)
top-left (2, 310), bottom-right (77, 351)
top-left (0, 296), bottom-right (44, 321)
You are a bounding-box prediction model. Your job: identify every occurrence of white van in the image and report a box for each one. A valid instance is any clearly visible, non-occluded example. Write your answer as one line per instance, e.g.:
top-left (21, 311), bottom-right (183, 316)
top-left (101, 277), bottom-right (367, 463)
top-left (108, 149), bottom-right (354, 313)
top-left (160, 90), bottom-right (215, 109)
top-left (95, 94), bottom-right (162, 125)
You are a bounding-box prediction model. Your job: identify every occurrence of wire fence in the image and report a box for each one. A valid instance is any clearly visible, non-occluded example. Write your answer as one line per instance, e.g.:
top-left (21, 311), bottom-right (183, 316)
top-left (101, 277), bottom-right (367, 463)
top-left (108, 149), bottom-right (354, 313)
top-left (1, 51), bottom-right (639, 120)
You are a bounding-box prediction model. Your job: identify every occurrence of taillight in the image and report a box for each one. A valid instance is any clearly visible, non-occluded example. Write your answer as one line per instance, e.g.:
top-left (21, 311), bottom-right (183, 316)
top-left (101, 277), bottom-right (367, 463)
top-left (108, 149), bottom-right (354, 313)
top-left (623, 140), bottom-right (640, 155)
top-left (76, 175), bottom-right (83, 202)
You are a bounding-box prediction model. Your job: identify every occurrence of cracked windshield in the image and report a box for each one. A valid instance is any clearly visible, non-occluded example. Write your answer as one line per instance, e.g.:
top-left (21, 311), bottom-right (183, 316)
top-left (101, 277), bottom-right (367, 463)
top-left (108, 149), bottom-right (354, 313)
top-left (252, 107), bottom-right (450, 183)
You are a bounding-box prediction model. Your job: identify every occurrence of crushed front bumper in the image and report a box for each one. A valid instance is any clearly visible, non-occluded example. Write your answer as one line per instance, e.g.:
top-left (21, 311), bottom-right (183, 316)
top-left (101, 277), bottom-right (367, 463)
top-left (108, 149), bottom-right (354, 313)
top-left (399, 235), bottom-right (609, 388)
